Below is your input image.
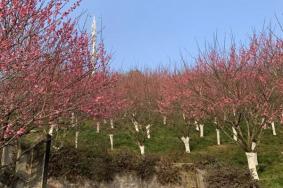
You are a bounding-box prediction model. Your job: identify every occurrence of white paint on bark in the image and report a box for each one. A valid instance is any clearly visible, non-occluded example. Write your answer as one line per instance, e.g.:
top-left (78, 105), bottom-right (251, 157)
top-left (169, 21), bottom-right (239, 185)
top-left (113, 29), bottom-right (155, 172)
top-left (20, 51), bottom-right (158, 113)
top-left (110, 119), bottom-right (114, 129)
top-left (182, 113), bottom-right (186, 121)
top-left (138, 144), bottom-right (145, 156)
top-left (251, 142), bottom-right (258, 166)
top-left (96, 122), bottom-right (100, 133)
top-left (216, 129), bottom-right (221, 145)
top-left (146, 124), bottom-right (151, 139)
top-left (271, 122), bottom-right (277, 136)
top-left (133, 121), bottom-right (139, 132)
top-left (163, 116), bottom-right (167, 125)
top-left (181, 136), bottom-right (190, 153)
top-left (103, 119), bottom-right (107, 124)
top-left (75, 131), bottom-right (79, 149)
top-left (195, 121), bottom-right (199, 131)
top-left (246, 152), bottom-right (259, 180)
top-left (232, 127), bottom-right (237, 141)
top-left (48, 124), bottom-right (56, 136)
top-left (109, 134), bottom-right (114, 150)
top-left (199, 124), bottom-right (204, 137)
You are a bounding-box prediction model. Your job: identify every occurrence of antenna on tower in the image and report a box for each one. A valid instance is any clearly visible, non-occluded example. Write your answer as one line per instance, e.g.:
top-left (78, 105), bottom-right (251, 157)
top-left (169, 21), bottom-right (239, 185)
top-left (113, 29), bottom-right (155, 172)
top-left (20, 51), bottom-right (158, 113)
top-left (99, 16), bottom-right (104, 42)
top-left (91, 16), bottom-right (97, 74)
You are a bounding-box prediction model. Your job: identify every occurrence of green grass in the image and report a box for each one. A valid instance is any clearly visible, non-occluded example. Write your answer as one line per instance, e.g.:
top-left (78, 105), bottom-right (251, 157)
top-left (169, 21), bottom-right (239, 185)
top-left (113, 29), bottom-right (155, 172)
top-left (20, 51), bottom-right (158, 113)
top-left (53, 120), bottom-right (283, 188)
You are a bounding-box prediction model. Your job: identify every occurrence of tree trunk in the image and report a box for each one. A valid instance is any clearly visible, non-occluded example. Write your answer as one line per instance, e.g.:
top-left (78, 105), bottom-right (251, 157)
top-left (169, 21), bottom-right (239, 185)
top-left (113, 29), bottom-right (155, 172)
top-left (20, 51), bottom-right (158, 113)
top-left (96, 122), bottom-right (100, 133)
top-left (109, 134), bottom-right (114, 150)
top-left (199, 124), bottom-right (204, 137)
top-left (48, 124), bottom-right (56, 136)
top-left (146, 124), bottom-right (151, 139)
top-left (133, 121), bottom-right (139, 132)
top-left (195, 121), bottom-right (199, 131)
top-left (246, 152), bottom-right (259, 180)
top-left (110, 119), bottom-right (114, 129)
top-left (75, 131), bottom-right (79, 149)
top-left (232, 127), bottom-right (237, 141)
top-left (216, 129), bottom-right (221, 145)
top-left (138, 144), bottom-right (145, 156)
top-left (163, 116), bottom-right (167, 125)
top-left (271, 122), bottom-right (276, 136)
top-left (181, 136), bottom-right (190, 153)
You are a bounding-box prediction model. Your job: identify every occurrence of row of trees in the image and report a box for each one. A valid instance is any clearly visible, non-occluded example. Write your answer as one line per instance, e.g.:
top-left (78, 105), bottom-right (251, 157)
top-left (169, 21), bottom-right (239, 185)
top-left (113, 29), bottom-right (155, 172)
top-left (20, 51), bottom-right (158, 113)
top-left (98, 33), bottom-right (282, 181)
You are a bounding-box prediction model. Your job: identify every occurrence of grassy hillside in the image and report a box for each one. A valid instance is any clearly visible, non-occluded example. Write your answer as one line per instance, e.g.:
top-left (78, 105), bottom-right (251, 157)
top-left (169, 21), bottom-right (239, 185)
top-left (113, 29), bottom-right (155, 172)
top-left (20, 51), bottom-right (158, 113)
top-left (53, 120), bottom-right (283, 187)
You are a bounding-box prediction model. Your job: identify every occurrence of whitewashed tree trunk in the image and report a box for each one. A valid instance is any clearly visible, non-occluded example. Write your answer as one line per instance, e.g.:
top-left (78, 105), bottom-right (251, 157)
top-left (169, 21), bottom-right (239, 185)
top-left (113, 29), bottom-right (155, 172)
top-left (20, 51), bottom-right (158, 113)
top-left (96, 122), bottom-right (100, 133)
top-left (71, 112), bottom-right (75, 126)
top-left (146, 124), bottom-right (151, 139)
top-left (232, 127), bottom-right (238, 141)
top-left (199, 124), bottom-right (204, 137)
top-left (103, 119), bottom-right (107, 124)
top-left (138, 144), bottom-right (145, 156)
top-left (181, 136), bottom-right (190, 153)
top-left (216, 129), bottom-right (221, 145)
top-left (48, 124), bottom-right (56, 136)
top-left (109, 134), bottom-right (114, 150)
top-left (110, 119), bottom-right (114, 129)
top-left (251, 142), bottom-right (258, 166)
top-left (133, 121), bottom-right (139, 132)
top-left (75, 117), bottom-right (78, 149)
top-left (75, 131), bottom-right (79, 149)
top-left (271, 122), bottom-right (277, 136)
top-left (182, 113), bottom-right (186, 121)
top-left (163, 116), bottom-right (167, 125)
top-left (246, 152), bottom-right (259, 180)
top-left (195, 121), bottom-right (199, 131)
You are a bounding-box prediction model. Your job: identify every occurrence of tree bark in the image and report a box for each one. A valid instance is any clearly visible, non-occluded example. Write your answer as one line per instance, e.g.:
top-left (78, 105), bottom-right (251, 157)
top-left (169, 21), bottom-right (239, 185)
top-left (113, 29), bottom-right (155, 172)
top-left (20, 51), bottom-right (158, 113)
top-left (181, 136), bottom-right (190, 153)
top-left (232, 127), bottom-right (238, 141)
top-left (138, 144), bottom-right (145, 156)
top-left (96, 122), bottom-right (100, 133)
top-left (146, 124), bottom-right (151, 139)
top-left (109, 134), bottom-right (114, 150)
top-left (199, 124), bottom-right (204, 137)
top-left (246, 152), bottom-right (259, 180)
top-left (216, 129), bottom-right (221, 145)
top-left (271, 122), bottom-right (276, 136)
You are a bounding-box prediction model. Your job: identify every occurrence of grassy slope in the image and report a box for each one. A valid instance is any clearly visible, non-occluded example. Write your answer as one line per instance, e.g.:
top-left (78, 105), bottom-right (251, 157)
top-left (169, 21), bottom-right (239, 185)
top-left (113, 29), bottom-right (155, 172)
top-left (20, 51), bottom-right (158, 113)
top-left (58, 120), bottom-right (283, 188)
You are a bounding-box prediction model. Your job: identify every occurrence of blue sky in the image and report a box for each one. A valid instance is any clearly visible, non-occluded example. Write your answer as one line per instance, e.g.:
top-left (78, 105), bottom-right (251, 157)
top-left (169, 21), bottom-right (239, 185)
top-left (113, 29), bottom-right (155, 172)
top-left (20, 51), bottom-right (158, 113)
top-left (74, 0), bottom-right (283, 71)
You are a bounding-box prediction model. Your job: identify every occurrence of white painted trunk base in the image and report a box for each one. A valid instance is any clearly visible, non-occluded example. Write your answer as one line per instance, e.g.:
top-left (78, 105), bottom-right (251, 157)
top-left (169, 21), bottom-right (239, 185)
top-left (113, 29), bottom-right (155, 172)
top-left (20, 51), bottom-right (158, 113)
top-left (139, 144), bottom-right (145, 156)
top-left (133, 121), bottom-right (139, 132)
top-left (49, 124), bottom-right (56, 136)
top-left (195, 121), bottom-right (199, 131)
top-left (182, 113), bottom-right (186, 120)
top-left (163, 116), bottom-right (167, 125)
top-left (246, 152), bottom-right (259, 180)
top-left (181, 136), bottom-right (190, 153)
top-left (232, 127), bottom-right (238, 141)
top-left (110, 119), bottom-right (114, 129)
top-left (216, 129), bottom-right (221, 145)
top-left (271, 122), bottom-right (277, 136)
top-left (75, 131), bottom-right (79, 149)
top-left (199, 124), bottom-right (204, 137)
top-left (96, 122), bottom-right (100, 133)
top-left (109, 134), bottom-right (114, 150)
top-left (146, 125), bottom-right (151, 139)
